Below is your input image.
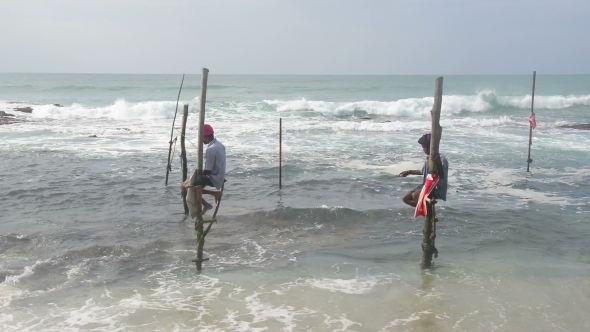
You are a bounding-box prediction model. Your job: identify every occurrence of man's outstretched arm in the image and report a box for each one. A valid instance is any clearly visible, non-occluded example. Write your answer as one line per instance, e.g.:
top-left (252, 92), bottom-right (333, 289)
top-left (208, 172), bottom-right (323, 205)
top-left (399, 170), bottom-right (422, 177)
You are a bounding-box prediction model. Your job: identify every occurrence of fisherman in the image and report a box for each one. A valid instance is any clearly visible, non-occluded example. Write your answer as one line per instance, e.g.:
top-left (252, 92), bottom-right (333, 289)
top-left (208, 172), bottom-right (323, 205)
top-left (399, 133), bottom-right (448, 207)
top-left (183, 124), bottom-right (226, 214)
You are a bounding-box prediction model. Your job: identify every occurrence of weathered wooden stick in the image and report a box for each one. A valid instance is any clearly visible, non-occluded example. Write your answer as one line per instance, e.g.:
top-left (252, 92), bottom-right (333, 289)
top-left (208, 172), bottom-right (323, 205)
top-left (165, 74), bottom-right (185, 186)
top-left (197, 68), bottom-right (209, 177)
top-left (196, 187), bottom-right (203, 215)
top-left (195, 68), bottom-right (209, 271)
top-left (527, 71), bottom-right (536, 172)
top-left (212, 183), bottom-right (224, 219)
top-left (422, 76), bottom-right (443, 269)
top-left (180, 104), bottom-right (189, 214)
top-left (194, 186), bottom-right (205, 270)
top-left (279, 118), bottom-right (282, 189)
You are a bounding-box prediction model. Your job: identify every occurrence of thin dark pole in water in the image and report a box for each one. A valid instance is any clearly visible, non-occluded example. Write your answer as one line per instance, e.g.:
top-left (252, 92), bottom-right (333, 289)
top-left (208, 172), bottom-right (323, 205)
top-left (180, 104), bottom-right (189, 214)
top-left (279, 118), bottom-right (282, 189)
top-left (527, 71), bottom-right (536, 172)
top-left (165, 74), bottom-right (185, 185)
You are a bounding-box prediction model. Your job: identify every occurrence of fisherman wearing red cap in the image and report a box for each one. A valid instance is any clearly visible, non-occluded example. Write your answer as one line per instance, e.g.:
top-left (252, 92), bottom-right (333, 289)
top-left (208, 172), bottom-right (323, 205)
top-left (399, 133), bottom-right (448, 207)
top-left (197, 124), bottom-right (226, 214)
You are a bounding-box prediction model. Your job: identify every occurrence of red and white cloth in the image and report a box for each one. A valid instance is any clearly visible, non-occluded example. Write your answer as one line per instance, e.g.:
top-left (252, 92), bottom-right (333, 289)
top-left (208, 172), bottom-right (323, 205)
top-left (414, 174), bottom-right (440, 218)
top-left (529, 112), bottom-right (537, 129)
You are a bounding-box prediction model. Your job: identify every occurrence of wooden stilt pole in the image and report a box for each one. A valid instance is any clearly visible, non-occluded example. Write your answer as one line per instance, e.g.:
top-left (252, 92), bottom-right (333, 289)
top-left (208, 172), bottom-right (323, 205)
top-left (279, 118), bottom-right (282, 189)
top-left (197, 69), bottom-right (209, 177)
top-left (180, 104), bottom-right (189, 214)
top-left (195, 68), bottom-right (209, 271)
top-left (165, 74), bottom-right (185, 185)
top-left (527, 71), bottom-right (536, 172)
top-left (195, 187), bottom-right (205, 270)
top-left (422, 77), bottom-right (443, 269)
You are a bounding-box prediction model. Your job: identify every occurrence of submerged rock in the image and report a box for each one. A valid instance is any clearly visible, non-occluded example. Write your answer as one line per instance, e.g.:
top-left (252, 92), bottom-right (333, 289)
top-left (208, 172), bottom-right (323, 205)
top-left (14, 106), bottom-right (33, 113)
top-left (0, 117), bottom-right (20, 125)
top-left (0, 111), bottom-right (15, 117)
top-left (559, 124), bottom-right (590, 130)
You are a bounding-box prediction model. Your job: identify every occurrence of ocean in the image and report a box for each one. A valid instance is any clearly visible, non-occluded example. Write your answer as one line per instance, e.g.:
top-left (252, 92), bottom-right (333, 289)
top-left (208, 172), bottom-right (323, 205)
top-left (0, 73), bottom-right (589, 331)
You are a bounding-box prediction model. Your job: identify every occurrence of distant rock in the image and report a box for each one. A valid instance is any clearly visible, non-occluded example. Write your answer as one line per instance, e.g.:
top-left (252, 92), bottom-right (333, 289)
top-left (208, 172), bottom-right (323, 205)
top-left (361, 117), bottom-right (372, 120)
top-left (559, 124), bottom-right (590, 130)
top-left (53, 104), bottom-right (63, 107)
top-left (88, 135), bottom-right (97, 138)
top-left (0, 111), bottom-right (15, 117)
top-left (14, 106), bottom-right (33, 113)
top-left (0, 117), bottom-right (20, 125)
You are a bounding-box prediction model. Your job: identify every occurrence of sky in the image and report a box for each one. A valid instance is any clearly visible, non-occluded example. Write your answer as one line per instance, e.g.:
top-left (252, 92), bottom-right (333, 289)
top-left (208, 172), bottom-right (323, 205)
top-left (1, 0), bottom-right (589, 75)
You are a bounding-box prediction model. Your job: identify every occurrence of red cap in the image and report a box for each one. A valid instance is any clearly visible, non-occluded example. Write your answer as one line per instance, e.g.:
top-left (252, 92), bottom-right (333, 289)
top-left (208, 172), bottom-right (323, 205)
top-left (203, 124), bottom-right (214, 136)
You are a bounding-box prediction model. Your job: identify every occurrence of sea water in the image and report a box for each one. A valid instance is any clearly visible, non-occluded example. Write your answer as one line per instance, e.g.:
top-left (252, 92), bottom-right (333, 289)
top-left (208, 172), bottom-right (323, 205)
top-left (1, 73), bottom-right (589, 331)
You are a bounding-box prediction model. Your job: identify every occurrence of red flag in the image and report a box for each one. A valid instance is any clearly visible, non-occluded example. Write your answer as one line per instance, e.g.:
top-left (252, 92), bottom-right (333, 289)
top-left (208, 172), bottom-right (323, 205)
top-left (529, 112), bottom-right (537, 129)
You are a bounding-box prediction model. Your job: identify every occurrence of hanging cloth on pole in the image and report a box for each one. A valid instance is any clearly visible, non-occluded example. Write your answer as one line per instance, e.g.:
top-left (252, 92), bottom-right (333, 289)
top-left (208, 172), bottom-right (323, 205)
top-left (414, 174), bottom-right (440, 218)
top-left (529, 111), bottom-right (537, 129)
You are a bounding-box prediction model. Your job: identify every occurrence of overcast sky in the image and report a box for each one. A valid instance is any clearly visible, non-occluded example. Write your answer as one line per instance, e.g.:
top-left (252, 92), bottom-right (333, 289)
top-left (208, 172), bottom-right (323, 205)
top-left (1, 0), bottom-right (588, 75)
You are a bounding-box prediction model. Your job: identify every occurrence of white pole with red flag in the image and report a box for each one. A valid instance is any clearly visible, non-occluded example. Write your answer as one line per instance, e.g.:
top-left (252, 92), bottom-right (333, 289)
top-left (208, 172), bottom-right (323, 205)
top-left (527, 71), bottom-right (537, 172)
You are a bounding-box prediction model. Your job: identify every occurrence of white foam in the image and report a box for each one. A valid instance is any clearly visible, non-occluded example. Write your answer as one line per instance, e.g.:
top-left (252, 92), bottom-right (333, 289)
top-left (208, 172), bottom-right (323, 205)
top-left (302, 276), bottom-right (380, 295)
top-left (322, 315), bottom-right (362, 332)
top-left (379, 311), bottom-right (429, 330)
top-left (0, 313), bottom-right (13, 324)
top-left (242, 291), bottom-right (313, 332)
top-left (264, 91), bottom-right (590, 120)
top-left (65, 261), bottom-right (91, 281)
top-left (4, 259), bottom-right (51, 286)
top-left (455, 166), bottom-right (578, 206)
top-left (63, 298), bottom-right (131, 331)
top-left (499, 94), bottom-right (590, 109)
top-left (216, 239), bottom-right (269, 267)
top-left (265, 96), bottom-right (468, 117)
top-left (23, 99), bottom-right (190, 120)
top-left (0, 284), bottom-right (21, 308)
top-left (449, 115), bottom-right (515, 127)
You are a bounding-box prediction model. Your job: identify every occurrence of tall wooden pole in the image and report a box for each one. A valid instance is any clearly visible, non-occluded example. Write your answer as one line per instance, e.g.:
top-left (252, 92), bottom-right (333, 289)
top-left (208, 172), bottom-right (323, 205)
top-left (195, 187), bottom-right (204, 270)
top-left (195, 68), bottom-right (209, 271)
top-left (279, 118), bottom-right (282, 189)
top-left (422, 77), bottom-right (443, 269)
top-left (180, 104), bottom-right (189, 214)
top-left (526, 71), bottom-right (536, 172)
top-left (165, 74), bottom-right (185, 185)
top-left (198, 68), bottom-right (209, 177)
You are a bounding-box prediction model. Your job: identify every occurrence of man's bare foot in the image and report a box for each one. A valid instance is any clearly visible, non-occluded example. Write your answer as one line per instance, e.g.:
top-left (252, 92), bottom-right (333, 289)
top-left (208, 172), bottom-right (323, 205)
top-left (202, 203), bottom-right (213, 215)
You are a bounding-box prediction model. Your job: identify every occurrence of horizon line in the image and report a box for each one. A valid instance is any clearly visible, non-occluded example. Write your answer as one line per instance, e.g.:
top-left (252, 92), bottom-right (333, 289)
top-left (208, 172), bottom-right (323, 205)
top-left (1, 72), bottom-right (588, 76)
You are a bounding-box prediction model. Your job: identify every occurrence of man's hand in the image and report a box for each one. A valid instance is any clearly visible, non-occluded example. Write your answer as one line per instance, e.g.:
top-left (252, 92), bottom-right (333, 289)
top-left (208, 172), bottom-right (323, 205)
top-left (429, 154), bottom-right (445, 178)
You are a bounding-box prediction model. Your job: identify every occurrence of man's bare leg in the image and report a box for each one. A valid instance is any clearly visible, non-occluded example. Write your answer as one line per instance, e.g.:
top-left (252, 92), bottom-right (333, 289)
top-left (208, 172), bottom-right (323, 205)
top-left (202, 189), bottom-right (222, 204)
top-left (402, 189), bottom-right (421, 207)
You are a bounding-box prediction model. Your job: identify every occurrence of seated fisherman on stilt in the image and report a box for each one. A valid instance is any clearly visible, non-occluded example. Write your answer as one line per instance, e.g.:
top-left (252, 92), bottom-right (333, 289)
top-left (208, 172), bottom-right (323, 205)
top-left (195, 123), bottom-right (226, 214)
top-left (399, 133), bottom-right (448, 207)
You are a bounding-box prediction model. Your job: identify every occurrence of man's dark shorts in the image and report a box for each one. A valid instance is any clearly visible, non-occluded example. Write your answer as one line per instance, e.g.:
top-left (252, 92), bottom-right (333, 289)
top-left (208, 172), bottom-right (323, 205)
top-left (409, 184), bottom-right (422, 194)
top-left (408, 183), bottom-right (441, 199)
top-left (194, 176), bottom-right (214, 188)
